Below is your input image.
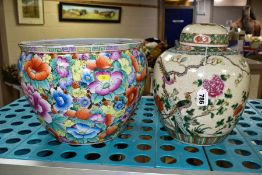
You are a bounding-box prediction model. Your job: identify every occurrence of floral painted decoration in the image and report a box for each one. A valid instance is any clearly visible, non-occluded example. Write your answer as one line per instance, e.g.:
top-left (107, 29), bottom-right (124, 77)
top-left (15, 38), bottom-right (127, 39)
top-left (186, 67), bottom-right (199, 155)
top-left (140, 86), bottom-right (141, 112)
top-left (18, 46), bottom-right (147, 144)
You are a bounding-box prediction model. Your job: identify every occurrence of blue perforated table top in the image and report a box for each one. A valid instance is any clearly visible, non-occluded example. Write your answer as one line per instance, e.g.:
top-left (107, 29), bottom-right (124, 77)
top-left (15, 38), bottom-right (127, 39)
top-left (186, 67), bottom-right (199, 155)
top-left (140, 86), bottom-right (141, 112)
top-left (0, 96), bottom-right (262, 174)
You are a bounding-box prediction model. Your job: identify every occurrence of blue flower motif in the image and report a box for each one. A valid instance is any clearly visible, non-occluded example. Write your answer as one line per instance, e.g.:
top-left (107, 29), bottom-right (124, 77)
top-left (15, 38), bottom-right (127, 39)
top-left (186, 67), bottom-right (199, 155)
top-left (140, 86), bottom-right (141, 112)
top-left (82, 72), bottom-right (94, 85)
top-left (114, 101), bottom-right (125, 111)
top-left (66, 123), bottom-right (101, 139)
top-left (79, 97), bottom-right (91, 108)
top-left (52, 88), bottom-right (72, 111)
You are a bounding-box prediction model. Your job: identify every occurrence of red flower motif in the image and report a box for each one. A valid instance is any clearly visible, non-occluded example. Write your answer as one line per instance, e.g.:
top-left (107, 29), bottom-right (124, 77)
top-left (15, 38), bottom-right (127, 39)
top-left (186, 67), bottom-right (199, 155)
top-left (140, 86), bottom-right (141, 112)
top-left (233, 104), bottom-right (244, 118)
top-left (155, 95), bottom-right (164, 111)
top-left (125, 86), bottom-right (138, 107)
top-left (203, 75), bottom-right (224, 97)
top-left (25, 57), bottom-right (51, 81)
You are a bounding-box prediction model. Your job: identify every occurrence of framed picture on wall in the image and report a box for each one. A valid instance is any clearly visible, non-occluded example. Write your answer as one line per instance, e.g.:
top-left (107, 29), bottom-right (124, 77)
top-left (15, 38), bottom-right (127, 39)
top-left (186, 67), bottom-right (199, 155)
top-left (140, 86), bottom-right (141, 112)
top-left (59, 3), bottom-right (121, 23)
top-left (17, 0), bottom-right (44, 24)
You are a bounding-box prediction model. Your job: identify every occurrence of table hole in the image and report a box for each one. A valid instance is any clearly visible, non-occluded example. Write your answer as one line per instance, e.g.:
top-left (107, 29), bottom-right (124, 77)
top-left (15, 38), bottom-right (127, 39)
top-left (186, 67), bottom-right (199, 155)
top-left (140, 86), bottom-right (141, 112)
top-left (237, 122), bottom-right (250, 127)
top-left (139, 135), bottom-right (152, 140)
top-left (239, 117), bottom-right (244, 120)
top-left (21, 115), bottom-right (33, 119)
top-left (142, 119), bottom-right (153, 123)
top-left (6, 138), bottom-right (21, 144)
top-left (61, 152), bottom-right (76, 159)
top-left (228, 139), bottom-right (243, 145)
top-left (245, 106), bottom-right (250, 109)
top-left (15, 109), bottom-right (25, 112)
top-left (38, 130), bottom-right (49, 135)
top-left (242, 161), bottom-right (261, 169)
top-left (235, 149), bottom-right (251, 156)
top-left (141, 126), bottom-right (153, 131)
top-left (0, 128), bottom-right (13, 134)
top-left (18, 130), bottom-right (32, 135)
top-left (210, 148), bottom-right (226, 155)
top-left (250, 117), bottom-right (262, 121)
top-left (160, 145), bottom-right (175, 151)
top-left (37, 150), bottom-right (53, 157)
top-left (250, 101), bottom-right (260, 104)
top-left (146, 98), bottom-right (154, 102)
top-left (5, 114), bottom-right (16, 118)
top-left (48, 140), bottom-right (61, 146)
top-left (28, 139), bottom-right (42, 144)
top-left (245, 111), bottom-right (256, 115)
top-left (0, 120), bottom-right (6, 125)
top-left (134, 155), bottom-right (150, 163)
top-left (14, 149), bottom-right (31, 156)
top-left (0, 108), bottom-right (10, 112)
top-left (118, 134), bottom-right (131, 139)
top-left (30, 110), bottom-right (34, 113)
top-left (186, 158), bottom-right (203, 166)
top-left (244, 130), bottom-right (257, 136)
top-left (145, 103), bottom-right (154, 106)
top-left (28, 122), bottom-right (41, 127)
top-left (85, 153), bottom-right (101, 160)
top-left (251, 140), bottom-right (262, 145)
top-left (184, 146), bottom-right (199, 153)
top-left (69, 144), bottom-right (81, 147)
top-left (161, 156), bottom-right (176, 164)
top-left (114, 143), bottom-right (128, 149)
top-left (109, 154), bottom-right (125, 161)
top-left (160, 127), bottom-right (167, 131)
top-left (137, 144), bottom-right (151, 150)
top-left (257, 123), bottom-right (262, 127)
top-left (10, 103), bottom-right (19, 106)
top-left (91, 143), bottom-right (106, 148)
top-left (216, 160), bottom-right (233, 168)
top-left (18, 99), bottom-right (26, 102)
top-left (143, 113), bottom-right (153, 117)
top-left (160, 135), bottom-right (173, 141)
top-left (255, 106), bottom-right (262, 109)
top-left (0, 148), bottom-right (8, 154)
top-left (126, 125), bottom-right (133, 130)
top-left (144, 108), bottom-right (154, 111)
top-left (23, 104), bottom-right (30, 107)
top-left (11, 121), bottom-right (23, 126)
top-left (128, 118), bottom-right (135, 123)
top-left (230, 130), bottom-right (237, 135)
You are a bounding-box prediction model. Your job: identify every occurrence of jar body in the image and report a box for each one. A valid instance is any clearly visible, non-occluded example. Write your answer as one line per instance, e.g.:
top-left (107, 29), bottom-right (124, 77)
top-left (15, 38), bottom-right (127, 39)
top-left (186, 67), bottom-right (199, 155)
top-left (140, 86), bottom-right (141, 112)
top-left (153, 46), bottom-right (250, 145)
top-left (18, 38), bottom-right (147, 144)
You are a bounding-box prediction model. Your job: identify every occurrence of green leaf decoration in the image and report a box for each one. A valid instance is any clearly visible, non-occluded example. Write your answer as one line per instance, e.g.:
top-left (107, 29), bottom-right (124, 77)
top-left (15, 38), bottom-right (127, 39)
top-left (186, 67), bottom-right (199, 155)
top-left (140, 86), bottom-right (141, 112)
top-left (91, 94), bottom-right (103, 104)
top-left (231, 103), bottom-right (238, 109)
top-left (164, 99), bottom-right (171, 110)
top-left (216, 106), bottom-right (224, 115)
top-left (216, 99), bottom-right (224, 105)
top-left (52, 114), bottom-right (68, 123)
top-left (210, 113), bottom-right (215, 118)
top-left (208, 99), bottom-right (213, 105)
top-left (114, 86), bottom-right (125, 95)
top-left (95, 123), bottom-right (106, 130)
top-left (216, 119), bottom-right (225, 128)
top-left (66, 133), bottom-right (75, 140)
top-left (193, 79), bottom-right (202, 87)
top-left (50, 122), bottom-right (65, 132)
top-left (104, 93), bottom-right (114, 101)
top-left (180, 57), bottom-right (188, 62)
top-left (220, 74), bottom-right (230, 81)
top-left (226, 116), bottom-right (233, 123)
top-left (224, 89), bottom-right (232, 98)
top-left (112, 61), bottom-right (121, 71)
top-left (186, 109), bottom-right (195, 116)
top-left (225, 93), bottom-right (233, 98)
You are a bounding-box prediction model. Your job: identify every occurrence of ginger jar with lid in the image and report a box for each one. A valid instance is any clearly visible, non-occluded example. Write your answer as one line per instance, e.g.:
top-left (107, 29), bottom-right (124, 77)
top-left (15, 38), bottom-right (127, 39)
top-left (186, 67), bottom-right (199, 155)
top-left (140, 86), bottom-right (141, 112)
top-left (153, 23), bottom-right (250, 145)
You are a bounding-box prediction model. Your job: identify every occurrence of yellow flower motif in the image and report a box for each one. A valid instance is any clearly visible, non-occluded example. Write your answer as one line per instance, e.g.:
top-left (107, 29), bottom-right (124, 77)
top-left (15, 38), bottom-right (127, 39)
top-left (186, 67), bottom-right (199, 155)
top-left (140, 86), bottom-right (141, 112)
top-left (119, 58), bottom-right (132, 75)
top-left (125, 50), bottom-right (131, 55)
top-left (57, 130), bottom-right (66, 137)
top-left (64, 120), bottom-right (75, 127)
top-left (72, 88), bottom-right (87, 98)
top-left (72, 60), bottom-right (84, 81)
top-left (42, 54), bottom-right (52, 64)
top-left (101, 105), bottom-right (125, 118)
top-left (47, 73), bottom-right (54, 82)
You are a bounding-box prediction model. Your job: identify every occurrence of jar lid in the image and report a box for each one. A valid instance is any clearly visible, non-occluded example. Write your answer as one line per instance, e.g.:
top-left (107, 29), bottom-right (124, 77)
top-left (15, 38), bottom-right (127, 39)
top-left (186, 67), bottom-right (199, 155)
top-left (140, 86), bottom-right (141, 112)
top-left (180, 23), bottom-right (229, 47)
top-left (18, 38), bottom-right (142, 53)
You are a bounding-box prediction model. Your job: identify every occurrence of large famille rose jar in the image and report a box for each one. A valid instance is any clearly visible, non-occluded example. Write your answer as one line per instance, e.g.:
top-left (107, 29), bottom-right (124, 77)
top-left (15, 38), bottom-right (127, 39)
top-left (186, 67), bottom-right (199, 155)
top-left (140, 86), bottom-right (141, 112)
top-left (153, 24), bottom-right (250, 145)
top-left (18, 38), bottom-right (147, 144)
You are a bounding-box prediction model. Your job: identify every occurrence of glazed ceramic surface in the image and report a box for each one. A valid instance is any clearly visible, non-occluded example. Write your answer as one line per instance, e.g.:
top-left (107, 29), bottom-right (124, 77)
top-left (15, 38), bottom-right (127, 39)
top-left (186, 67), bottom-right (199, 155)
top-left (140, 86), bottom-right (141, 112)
top-left (18, 38), bottom-right (147, 144)
top-left (153, 24), bottom-right (250, 145)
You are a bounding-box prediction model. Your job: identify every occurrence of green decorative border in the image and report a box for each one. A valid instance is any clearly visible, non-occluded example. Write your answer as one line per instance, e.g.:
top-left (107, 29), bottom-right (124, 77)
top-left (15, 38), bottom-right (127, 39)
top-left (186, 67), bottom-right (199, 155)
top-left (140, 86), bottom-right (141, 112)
top-left (180, 33), bottom-right (229, 46)
top-left (168, 46), bottom-right (238, 55)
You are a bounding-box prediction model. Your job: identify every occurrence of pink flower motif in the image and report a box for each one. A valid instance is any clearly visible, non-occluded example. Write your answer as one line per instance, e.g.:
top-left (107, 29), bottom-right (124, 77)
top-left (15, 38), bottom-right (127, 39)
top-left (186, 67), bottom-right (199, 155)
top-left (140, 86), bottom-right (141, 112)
top-left (89, 71), bottom-right (122, 96)
top-left (21, 82), bottom-right (52, 123)
top-left (110, 51), bottom-right (121, 61)
top-left (89, 114), bottom-right (105, 123)
top-left (203, 75), bottom-right (224, 98)
top-left (56, 56), bottom-right (69, 78)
